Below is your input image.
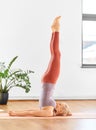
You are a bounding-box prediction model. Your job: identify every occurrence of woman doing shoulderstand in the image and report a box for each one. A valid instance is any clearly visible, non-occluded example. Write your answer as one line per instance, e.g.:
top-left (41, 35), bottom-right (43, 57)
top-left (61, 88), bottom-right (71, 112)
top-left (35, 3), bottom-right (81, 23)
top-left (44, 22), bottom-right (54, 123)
top-left (9, 16), bottom-right (72, 117)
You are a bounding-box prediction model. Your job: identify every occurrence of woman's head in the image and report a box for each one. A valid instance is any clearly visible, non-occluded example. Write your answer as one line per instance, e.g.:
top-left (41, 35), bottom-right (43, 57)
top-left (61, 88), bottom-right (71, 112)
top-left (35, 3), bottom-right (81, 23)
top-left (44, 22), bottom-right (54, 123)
top-left (55, 102), bottom-right (72, 116)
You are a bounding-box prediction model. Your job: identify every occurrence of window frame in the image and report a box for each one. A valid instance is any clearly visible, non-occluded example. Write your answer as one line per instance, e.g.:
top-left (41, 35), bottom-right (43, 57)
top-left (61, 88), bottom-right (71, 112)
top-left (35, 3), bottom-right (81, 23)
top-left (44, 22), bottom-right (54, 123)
top-left (82, 13), bottom-right (96, 68)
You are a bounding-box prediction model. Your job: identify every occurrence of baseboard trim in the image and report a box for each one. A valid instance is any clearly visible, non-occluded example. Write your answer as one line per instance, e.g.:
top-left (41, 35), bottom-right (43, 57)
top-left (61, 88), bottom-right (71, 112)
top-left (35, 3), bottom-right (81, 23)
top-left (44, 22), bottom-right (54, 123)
top-left (9, 96), bottom-right (96, 100)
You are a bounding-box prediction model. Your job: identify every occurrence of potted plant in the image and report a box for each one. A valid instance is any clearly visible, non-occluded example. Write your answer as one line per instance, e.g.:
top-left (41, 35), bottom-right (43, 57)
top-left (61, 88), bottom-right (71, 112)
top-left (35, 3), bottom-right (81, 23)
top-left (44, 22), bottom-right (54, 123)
top-left (0, 56), bottom-right (34, 104)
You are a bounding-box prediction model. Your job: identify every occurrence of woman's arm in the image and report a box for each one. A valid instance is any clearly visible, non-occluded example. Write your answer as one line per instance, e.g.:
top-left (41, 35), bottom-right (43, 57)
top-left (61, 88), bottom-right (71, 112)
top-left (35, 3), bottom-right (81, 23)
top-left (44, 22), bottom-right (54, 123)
top-left (9, 106), bottom-right (54, 117)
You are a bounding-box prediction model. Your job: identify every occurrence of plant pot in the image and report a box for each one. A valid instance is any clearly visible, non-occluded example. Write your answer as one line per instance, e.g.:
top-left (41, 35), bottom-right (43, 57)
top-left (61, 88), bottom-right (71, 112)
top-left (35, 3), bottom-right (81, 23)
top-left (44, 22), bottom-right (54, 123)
top-left (0, 93), bottom-right (9, 105)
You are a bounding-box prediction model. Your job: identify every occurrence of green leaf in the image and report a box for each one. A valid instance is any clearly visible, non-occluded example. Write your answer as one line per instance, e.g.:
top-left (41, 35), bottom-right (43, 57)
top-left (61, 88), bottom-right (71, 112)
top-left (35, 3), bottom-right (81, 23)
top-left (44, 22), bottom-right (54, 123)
top-left (7, 56), bottom-right (18, 70)
top-left (8, 70), bottom-right (22, 78)
top-left (3, 69), bottom-right (9, 78)
top-left (15, 85), bottom-right (31, 93)
top-left (0, 72), bottom-right (4, 78)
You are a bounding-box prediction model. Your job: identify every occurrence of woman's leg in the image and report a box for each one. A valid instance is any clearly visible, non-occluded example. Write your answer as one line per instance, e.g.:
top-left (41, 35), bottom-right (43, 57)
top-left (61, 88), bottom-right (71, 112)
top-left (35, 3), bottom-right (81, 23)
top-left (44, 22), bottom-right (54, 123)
top-left (41, 16), bottom-right (61, 84)
top-left (39, 16), bottom-right (61, 108)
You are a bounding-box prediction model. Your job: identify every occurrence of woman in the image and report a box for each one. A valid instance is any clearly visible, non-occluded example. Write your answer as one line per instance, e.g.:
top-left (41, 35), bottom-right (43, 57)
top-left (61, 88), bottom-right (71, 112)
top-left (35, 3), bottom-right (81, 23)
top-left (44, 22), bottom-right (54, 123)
top-left (9, 16), bottom-right (72, 117)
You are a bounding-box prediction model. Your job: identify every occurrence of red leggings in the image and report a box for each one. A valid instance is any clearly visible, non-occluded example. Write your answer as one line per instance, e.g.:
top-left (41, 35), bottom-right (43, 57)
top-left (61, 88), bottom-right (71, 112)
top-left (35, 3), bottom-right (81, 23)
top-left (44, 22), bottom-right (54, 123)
top-left (41, 32), bottom-right (61, 84)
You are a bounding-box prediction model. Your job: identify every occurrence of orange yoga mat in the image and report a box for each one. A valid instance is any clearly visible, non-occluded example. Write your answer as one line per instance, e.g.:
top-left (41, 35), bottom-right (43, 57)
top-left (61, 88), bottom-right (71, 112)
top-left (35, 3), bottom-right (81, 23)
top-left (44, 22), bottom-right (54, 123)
top-left (0, 113), bottom-right (96, 119)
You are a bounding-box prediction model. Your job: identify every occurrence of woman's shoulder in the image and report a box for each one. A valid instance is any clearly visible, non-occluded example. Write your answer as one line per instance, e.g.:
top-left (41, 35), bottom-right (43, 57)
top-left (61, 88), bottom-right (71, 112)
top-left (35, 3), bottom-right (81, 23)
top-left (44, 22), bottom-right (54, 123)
top-left (41, 106), bottom-right (54, 110)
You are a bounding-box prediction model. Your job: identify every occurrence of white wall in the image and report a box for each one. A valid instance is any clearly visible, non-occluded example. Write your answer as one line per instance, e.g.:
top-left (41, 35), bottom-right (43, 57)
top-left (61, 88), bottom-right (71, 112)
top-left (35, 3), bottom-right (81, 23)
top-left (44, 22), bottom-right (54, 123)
top-left (0, 0), bottom-right (96, 100)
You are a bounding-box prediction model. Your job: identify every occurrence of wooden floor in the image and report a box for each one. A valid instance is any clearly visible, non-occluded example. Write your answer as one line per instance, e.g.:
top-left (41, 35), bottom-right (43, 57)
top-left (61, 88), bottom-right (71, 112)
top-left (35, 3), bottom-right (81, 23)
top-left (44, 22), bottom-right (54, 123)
top-left (0, 100), bottom-right (96, 130)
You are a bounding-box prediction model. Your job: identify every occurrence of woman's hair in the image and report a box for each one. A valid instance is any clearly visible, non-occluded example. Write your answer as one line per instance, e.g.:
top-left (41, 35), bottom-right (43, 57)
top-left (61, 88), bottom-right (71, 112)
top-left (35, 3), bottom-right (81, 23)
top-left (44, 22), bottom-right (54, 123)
top-left (55, 102), bottom-right (72, 116)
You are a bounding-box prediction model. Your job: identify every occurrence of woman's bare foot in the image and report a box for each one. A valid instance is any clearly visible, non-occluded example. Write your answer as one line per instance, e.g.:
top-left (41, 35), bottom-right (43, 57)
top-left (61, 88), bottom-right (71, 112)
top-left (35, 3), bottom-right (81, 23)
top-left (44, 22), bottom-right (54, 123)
top-left (51, 16), bottom-right (61, 32)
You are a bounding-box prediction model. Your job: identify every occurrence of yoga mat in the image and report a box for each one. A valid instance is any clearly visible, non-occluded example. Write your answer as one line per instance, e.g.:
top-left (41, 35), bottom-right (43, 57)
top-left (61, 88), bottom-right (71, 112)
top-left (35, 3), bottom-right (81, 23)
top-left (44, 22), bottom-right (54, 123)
top-left (0, 113), bottom-right (96, 119)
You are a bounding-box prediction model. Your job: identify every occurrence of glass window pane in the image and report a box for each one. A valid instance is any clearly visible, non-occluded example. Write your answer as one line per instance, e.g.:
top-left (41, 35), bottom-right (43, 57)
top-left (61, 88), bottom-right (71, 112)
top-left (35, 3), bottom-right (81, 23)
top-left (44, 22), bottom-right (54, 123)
top-left (83, 0), bottom-right (96, 14)
top-left (83, 21), bottom-right (96, 64)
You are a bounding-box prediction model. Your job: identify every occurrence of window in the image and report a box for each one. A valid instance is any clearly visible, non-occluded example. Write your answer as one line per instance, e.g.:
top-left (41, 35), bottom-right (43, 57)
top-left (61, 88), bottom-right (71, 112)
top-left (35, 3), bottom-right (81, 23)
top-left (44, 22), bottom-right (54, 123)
top-left (82, 0), bottom-right (96, 67)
